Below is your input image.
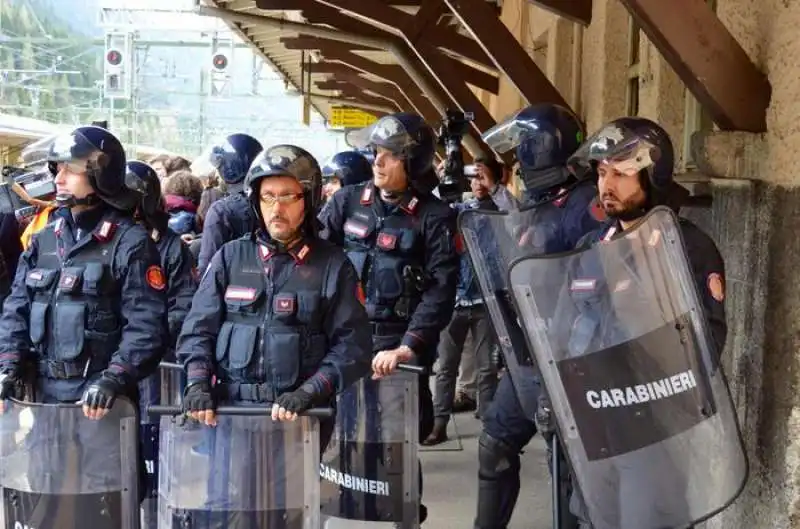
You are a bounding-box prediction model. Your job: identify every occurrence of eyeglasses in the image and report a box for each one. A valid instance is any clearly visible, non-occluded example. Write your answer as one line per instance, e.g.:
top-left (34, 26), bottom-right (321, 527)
top-left (260, 192), bottom-right (304, 207)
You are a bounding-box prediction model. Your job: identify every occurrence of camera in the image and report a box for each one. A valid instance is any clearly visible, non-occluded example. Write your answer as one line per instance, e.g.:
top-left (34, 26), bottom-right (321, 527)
top-left (436, 110), bottom-right (474, 203)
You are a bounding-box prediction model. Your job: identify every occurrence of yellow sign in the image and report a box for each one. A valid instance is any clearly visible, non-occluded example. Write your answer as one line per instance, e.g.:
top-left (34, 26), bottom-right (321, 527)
top-left (330, 107), bottom-right (378, 129)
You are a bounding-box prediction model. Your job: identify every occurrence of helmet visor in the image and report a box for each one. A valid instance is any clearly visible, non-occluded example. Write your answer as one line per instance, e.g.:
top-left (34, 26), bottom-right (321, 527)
top-left (482, 109), bottom-right (544, 154)
top-left (346, 116), bottom-right (416, 156)
top-left (568, 123), bottom-right (661, 177)
top-left (46, 131), bottom-right (99, 165)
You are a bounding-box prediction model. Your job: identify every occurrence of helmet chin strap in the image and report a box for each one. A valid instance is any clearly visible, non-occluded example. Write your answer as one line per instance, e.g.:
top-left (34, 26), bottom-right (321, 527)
top-left (56, 193), bottom-right (100, 208)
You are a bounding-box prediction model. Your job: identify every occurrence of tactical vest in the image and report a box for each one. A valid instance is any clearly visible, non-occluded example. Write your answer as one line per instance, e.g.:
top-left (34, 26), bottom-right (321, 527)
top-left (215, 239), bottom-right (330, 402)
top-left (26, 217), bottom-right (129, 380)
top-left (340, 184), bottom-right (426, 328)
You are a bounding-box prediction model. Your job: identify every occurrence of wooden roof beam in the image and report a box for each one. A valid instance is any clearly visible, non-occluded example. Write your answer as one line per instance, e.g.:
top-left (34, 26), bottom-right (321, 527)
top-left (527, 0), bottom-right (592, 26)
top-left (411, 39), bottom-right (511, 163)
top-left (309, 60), bottom-right (435, 117)
top-left (313, 0), bottom-right (496, 69)
top-left (256, 0), bottom-right (494, 157)
top-left (325, 85), bottom-right (396, 108)
top-left (444, 0), bottom-right (570, 111)
top-left (320, 74), bottom-right (405, 102)
top-left (620, 0), bottom-right (770, 132)
top-left (281, 35), bottom-right (381, 51)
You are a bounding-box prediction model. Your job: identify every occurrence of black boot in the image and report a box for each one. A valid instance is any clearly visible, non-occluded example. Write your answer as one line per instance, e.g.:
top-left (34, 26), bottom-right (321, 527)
top-left (422, 417), bottom-right (448, 446)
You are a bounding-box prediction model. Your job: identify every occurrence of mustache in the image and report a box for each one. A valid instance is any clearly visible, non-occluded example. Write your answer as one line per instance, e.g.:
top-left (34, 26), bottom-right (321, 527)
top-left (269, 216), bottom-right (288, 223)
top-left (601, 192), bottom-right (618, 201)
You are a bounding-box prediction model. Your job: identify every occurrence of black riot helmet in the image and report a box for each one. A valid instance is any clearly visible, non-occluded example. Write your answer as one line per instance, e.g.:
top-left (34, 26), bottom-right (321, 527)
top-left (194, 133), bottom-right (264, 188)
top-left (244, 145), bottom-right (322, 236)
top-left (45, 126), bottom-right (138, 211)
top-left (321, 151), bottom-right (373, 187)
top-left (482, 103), bottom-right (585, 196)
top-left (348, 112), bottom-right (438, 194)
top-left (124, 160), bottom-right (169, 233)
top-left (568, 117), bottom-right (685, 211)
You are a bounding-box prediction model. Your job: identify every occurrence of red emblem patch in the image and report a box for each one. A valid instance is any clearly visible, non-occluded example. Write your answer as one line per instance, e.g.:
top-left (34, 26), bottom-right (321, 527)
top-left (589, 198), bottom-right (607, 222)
top-left (376, 232), bottom-right (397, 250)
top-left (145, 265), bottom-right (166, 291)
top-left (274, 295), bottom-right (296, 314)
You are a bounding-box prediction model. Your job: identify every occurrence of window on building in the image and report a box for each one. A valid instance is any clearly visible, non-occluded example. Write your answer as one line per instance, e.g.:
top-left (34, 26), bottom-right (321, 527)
top-left (626, 16), bottom-right (641, 115)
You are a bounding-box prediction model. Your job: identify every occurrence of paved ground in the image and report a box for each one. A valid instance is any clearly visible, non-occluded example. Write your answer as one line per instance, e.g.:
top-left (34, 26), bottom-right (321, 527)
top-left (421, 409), bottom-right (552, 528)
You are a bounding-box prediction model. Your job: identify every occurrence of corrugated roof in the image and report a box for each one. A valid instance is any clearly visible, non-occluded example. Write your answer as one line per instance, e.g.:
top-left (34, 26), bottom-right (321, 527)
top-left (205, 0), bottom-right (400, 122)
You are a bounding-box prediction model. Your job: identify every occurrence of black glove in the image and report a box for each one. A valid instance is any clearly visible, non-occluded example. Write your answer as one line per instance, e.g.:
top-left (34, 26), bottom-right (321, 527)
top-left (535, 393), bottom-right (556, 440)
top-left (82, 373), bottom-right (126, 410)
top-left (274, 388), bottom-right (315, 414)
top-left (0, 371), bottom-right (18, 401)
top-left (182, 381), bottom-right (215, 414)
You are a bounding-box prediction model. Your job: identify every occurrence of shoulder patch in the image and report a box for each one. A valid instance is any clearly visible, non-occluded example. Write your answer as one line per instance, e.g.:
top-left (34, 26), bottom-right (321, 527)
top-left (589, 197), bottom-right (607, 222)
top-left (146, 265), bottom-right (167, 291)
top-left (707, 272), bottom-right (725, 302)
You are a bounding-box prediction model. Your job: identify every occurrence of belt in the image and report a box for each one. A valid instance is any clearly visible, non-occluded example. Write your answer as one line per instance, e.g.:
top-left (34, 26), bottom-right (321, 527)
top-left (222, 382), bottom-right (276, 403)
top-left (39, 358), bottom-right (91, 380)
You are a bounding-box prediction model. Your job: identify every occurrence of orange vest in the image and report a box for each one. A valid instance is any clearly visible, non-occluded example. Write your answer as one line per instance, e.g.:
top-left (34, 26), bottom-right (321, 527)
top-left (21, 207), bottom-right (54, 250)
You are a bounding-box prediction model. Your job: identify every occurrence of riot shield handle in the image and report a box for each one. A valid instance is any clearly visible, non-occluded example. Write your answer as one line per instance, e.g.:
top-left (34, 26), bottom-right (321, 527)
top-left (159, 361), bottom-right (183, 371)
top-left (397, 363), bottom-right (428, 375)
top-left (147, 404), bottom-right (334, 419)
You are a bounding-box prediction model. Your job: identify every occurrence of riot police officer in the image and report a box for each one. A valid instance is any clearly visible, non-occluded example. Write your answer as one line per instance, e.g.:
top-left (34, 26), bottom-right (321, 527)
top-left (548, 117), bottom-right (726, 529)
top-left (177, 144), bottom-right (372, 423)
top-left (125, 160), bottom-right (198, 524)
top-left (319, 112), bottom-right (460, 520)
top-left (125, 161), bottom-right (197, 353)
top-left (318, 150), bottom-right (374, 239)
top-left (196, 133), bottom-right (263, 272)
top-left (469, 104), bottom-right (606, 529)
top-left (0, 125), bottom-right (166, 415)
top-left (321, 150), bottom-right (373, 202)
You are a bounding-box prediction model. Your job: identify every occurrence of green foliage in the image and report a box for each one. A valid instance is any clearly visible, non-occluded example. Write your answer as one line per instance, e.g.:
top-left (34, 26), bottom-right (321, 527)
top-left (0, 1), bottom-right (178, 152)
top-left (0, 1), bottom-right (102, 124)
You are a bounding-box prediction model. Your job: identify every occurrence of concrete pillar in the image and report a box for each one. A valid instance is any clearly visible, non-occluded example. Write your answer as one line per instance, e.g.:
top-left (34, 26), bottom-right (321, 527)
top-left (546, 18), bottom-right (576, 104)
top-left (690, 129), bottom-right (800, 529)
top-left (580, 0), bottom-right (629, 132)
top-left (637, 41), bottom-right (686, 164)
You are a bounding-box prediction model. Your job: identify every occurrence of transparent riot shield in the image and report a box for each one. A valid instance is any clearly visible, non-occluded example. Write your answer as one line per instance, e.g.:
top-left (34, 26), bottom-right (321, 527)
top-left (140, 362), bottom-right (187, 529)
top-left (156, 405), bottom-right (326, 529)
top-left (458, 205), bottom-right (564, 420)
top-left (0, 397), bottom-right (140, 529)
top-left (320, 371), bottom-right (420, 528)
top-left (507, 207), bottom-right (747, 529)
top-left (157, 362), bottom-right (186, 408)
